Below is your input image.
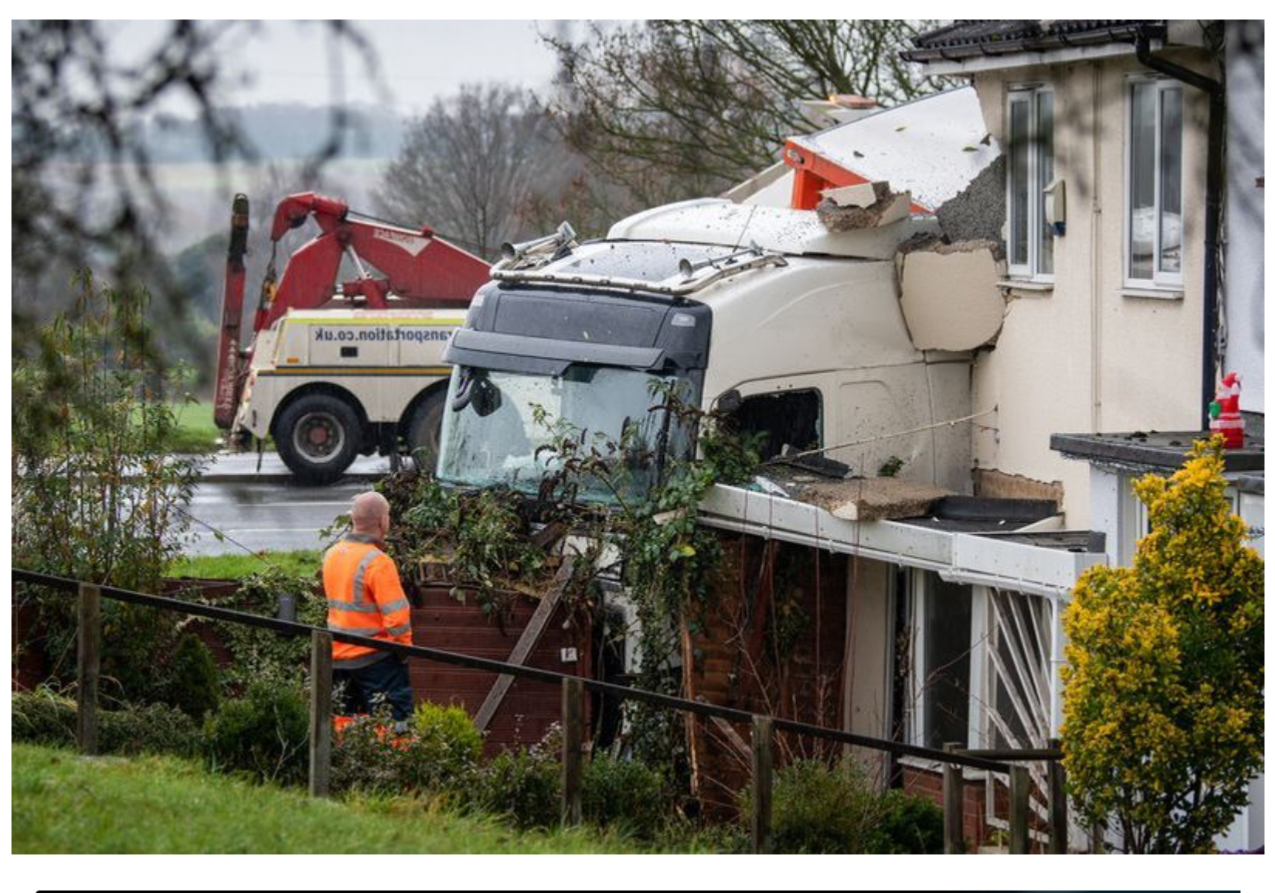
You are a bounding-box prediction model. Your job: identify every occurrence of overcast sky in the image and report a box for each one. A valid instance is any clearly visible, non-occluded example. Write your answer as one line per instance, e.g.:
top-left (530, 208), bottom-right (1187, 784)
top-left (107, 20), bottom-right (570, 116)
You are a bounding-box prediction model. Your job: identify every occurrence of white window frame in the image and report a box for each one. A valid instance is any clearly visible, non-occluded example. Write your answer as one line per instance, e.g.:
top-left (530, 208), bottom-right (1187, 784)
top-left (1124, 76), bottom-right (1185, 290)
top-left (1005, 85), bottom-right (1056, 283)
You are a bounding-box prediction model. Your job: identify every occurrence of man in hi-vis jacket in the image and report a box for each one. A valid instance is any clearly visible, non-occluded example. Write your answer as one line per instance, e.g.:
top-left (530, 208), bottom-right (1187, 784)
top-left (324, 491), bottom-right (414, 729)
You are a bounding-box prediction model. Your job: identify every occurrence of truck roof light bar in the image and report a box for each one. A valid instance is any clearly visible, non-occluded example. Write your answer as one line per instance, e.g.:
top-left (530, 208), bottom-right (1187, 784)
top-left (490, 246), bottom-right (788, 299)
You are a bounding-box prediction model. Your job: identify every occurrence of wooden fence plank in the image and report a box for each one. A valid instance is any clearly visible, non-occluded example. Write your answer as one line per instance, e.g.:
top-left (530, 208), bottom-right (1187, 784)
top-left (561, 676), bottom-right (584, 825)
top-left (750, 715), bottom-right (774, 854)
top-left (309, 630), bottom-right (333, 798)
top-left (1048, 737), bottom-right (1068, 854)
top-left (943, 742), bottom-right (965, 854)
top-left (76, 583), bottom-right (101, 756)
top-left (1009, 765), bottom-right (1030, 854)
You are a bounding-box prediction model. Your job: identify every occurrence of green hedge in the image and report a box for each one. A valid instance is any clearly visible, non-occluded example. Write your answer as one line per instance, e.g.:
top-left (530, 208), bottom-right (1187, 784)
top-left (13, 689), bottom-right (201, 757)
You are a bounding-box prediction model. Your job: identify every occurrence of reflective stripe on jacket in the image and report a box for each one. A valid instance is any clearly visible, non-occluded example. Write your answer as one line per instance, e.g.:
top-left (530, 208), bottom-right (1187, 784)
top-left (322, 533), bottom-right (413, 669)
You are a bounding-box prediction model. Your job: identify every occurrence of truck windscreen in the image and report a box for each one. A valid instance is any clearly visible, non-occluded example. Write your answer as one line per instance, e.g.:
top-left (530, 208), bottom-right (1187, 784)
top-left (437, 365), bottom-right (697, 501)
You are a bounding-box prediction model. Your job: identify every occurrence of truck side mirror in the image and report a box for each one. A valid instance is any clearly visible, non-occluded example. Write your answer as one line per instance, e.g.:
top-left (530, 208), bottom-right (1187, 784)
top-left (716, 388), bottom-right (743, 415)
top-left (472, 378), bottom-right (503, 418)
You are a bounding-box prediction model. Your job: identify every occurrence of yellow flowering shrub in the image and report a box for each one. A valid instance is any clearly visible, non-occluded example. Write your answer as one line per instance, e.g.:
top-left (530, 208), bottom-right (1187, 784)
top-left (1062, 436), bottom-right (1264, 853)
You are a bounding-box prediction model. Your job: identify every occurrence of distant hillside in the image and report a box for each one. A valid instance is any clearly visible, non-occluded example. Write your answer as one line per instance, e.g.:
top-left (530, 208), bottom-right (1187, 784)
top-left (141, 102), bottom-right (406, 163)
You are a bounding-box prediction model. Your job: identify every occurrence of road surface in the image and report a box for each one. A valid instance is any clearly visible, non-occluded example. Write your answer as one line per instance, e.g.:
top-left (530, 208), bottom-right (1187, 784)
top-left (181, 478), bottom-right (375, 555)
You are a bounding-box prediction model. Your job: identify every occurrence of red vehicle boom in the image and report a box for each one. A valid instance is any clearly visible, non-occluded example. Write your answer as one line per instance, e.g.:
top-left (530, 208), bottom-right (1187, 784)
top-left (213, 192), bottom-right (490, 430)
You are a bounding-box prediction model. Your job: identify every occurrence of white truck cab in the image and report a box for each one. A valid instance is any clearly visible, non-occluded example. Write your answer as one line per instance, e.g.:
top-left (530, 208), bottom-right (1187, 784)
top-left (235, 307), bottom-right (465, 483)
top-left (436, 199), bottom-right (972, 495)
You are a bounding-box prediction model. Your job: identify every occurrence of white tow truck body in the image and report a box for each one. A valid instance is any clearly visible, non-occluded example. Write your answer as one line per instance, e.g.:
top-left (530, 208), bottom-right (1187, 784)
top-left (235, 307), bottom-right (465, 480)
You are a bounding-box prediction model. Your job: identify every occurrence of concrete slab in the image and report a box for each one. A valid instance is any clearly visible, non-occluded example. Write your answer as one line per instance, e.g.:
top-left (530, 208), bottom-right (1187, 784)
top-left (771, 475), bottom-right (951, 522)
top-left (900, 244), bottom-right (1005, 350)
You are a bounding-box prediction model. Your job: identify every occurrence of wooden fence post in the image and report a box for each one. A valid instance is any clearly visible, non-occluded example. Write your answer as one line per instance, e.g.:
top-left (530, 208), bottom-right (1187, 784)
top-left (1048, 739), bottom-right (1067, 854)
top-left (308, 630), bottom-right (333, 798)
top-left (76, 583), bottom-right (101, 756)
top-left (750, 715), bottom-right (774, 855)
top-left (1009, 765), bottom-right (1030, 854)
top-left (561, 676), bottom-right (584, 825)
top-left (942, 743), bottom-right (965, 854)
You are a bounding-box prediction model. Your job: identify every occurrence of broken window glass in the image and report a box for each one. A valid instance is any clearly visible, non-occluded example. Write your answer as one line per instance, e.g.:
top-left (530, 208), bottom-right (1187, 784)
top-left (437, 365), bottom-right (696, 500)
top-left (725, 389), bottom-right (821, 462)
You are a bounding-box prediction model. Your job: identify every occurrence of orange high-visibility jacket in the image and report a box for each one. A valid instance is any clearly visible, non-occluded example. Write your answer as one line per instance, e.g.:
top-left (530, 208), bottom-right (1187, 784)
top-left (323, 533), bottom-right (412, 669)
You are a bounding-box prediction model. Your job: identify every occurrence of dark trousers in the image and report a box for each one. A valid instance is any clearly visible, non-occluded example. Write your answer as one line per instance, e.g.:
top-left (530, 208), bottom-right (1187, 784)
top-left (333, 655), bottom-right (415, 722)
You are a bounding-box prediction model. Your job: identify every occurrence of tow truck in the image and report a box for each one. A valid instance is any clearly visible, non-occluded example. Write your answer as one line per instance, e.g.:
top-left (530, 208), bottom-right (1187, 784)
top-left (213, 193), bottom-right (491, 483)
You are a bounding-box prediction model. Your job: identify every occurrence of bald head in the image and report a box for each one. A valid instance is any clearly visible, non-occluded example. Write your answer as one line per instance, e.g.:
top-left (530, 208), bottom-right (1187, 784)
top-left (351, 491), bottom-right (391, 537)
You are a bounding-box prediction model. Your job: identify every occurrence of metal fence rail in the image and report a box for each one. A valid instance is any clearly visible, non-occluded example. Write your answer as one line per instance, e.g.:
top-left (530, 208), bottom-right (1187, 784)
top-left (12, 567), bottom-right (1068, 853)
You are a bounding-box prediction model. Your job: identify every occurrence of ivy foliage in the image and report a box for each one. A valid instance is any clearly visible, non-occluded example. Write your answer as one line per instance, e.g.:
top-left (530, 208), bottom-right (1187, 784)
top-left (1062, 436), bottom-right (1264, 853)
top-left (188, 564), bottom-right (326, 691)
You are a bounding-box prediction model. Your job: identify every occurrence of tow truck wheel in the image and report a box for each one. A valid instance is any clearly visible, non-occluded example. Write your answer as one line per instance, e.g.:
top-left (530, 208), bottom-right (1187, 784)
top-left (406, 389), bottom-right (447, 474)
top-left (275, 393), bottom-right (361, 485)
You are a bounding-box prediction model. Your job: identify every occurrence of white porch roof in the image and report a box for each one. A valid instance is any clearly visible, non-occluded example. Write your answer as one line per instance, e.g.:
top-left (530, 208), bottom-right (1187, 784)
top-left (698, 483), bottom-right (1106, 598)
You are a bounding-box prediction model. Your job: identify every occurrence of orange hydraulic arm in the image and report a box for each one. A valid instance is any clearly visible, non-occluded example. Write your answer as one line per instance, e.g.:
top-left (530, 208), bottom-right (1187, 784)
top-left (213, 192), bottom-right (491, 432)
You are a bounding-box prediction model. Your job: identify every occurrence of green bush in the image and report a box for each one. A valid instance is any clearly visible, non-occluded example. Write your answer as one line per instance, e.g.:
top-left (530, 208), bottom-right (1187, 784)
top-left (872, 789), bottom-right (944, 854)
top-left (12, 689), bottom-right (201, 757)
top-left (202, 680), bottom-right (308, 786)
top-left (472, 734), bottom-right (562, 831)
top-left (581, 754), bottom-right (669, 839)
top-left (332, 702), bottom-right (484, 798)
top-left (164, 634), bottom-right (221, 720)
top-left (740, 758), bottom-right (883, 854)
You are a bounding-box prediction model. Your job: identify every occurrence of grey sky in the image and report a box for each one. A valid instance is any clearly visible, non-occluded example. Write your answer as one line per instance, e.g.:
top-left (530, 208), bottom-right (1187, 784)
top-left (107, 20), bottom-right (568, 115)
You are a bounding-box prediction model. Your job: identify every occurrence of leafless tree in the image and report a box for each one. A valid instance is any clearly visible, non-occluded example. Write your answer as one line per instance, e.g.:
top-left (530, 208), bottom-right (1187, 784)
top-left (11, 20), bottom-right (379, 351)
top-left (374, 83), bottom-right (552, 260)
top-left (542, 20), bottom-right (953, 204)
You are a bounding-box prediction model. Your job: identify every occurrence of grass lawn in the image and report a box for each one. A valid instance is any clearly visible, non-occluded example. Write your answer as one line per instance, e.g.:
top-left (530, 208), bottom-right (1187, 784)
top-left (166, 549), bottom-right (323, 580)
top-left (166, 400), bottom-right (224, 454)
top-left (12, 744), bottom-right (648, 854)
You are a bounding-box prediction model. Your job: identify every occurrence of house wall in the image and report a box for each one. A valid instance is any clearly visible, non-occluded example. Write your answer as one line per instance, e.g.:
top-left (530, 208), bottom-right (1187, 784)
top-left (968, 50), bottom-right (1214, 526)
top-left (1224, 21), bottom-right (1265, 415)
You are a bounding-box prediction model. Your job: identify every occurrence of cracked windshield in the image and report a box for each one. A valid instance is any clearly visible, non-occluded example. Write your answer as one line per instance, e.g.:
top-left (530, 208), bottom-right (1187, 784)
top-left (438, 365), bottom-right (695, 499)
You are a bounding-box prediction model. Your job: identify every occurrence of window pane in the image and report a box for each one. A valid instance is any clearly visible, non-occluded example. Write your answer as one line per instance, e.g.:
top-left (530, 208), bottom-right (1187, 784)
top-left (1129, 82), bottom-right (1156, 280)
top-left (921, 574), bottom-right (972, 749)
top-left (1037, 92), bottom-right (1055, 275)
top-left (1009, 98), bottom-right (1031, 267)
top-left (1159, 87), bottom-right (1183, 274)
top-left (990, 592), bottom-right (1048, 750)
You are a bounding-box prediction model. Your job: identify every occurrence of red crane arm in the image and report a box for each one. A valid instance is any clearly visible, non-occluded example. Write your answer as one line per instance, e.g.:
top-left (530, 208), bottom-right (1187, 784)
top-left (256, 192), bottom-right (490, 331)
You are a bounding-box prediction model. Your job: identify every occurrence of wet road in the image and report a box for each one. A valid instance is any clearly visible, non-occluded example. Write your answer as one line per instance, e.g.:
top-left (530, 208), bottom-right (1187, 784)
top-left (181, 478), bottom-right (376, 555)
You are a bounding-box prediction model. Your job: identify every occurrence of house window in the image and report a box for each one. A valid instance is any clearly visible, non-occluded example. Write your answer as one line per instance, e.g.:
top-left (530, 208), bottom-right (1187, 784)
top-left (1127, 79), bottom-right (1184, 287)
top-left (986, 590), bottom-right (1050, 750)
top-left (911, 571), bottom-right (973, 749)
top-left (1007, 86), bottom-right (1055, 279)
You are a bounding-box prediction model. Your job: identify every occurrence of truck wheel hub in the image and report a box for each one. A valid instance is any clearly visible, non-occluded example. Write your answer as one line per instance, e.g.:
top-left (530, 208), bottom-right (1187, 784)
top-left (294, 411), bottom-right (344, 462)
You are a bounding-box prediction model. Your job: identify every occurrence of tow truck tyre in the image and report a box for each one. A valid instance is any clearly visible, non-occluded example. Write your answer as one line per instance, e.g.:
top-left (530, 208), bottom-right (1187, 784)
top-left (275, 393), bottom-right (361, 485)
top-left (406, 388), bottom-right (446, 474)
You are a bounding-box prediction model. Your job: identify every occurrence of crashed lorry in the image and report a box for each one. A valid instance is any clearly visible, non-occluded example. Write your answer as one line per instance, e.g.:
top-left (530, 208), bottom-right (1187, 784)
top-left (435, 198), bottom-right (974, 503)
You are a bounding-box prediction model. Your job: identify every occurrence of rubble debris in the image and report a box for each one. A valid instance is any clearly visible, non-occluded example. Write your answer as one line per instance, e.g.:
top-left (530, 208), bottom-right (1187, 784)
top-left (761, 469), bottom-right (951, 522)
top-left (816, 181), bottom-right (912, 232)
top-left (899, 241), bottom-right (1005, 351)
top-left (934, 155), bottom-right (1006, 255)
top-left (821, 181), bottom-right (878, 208)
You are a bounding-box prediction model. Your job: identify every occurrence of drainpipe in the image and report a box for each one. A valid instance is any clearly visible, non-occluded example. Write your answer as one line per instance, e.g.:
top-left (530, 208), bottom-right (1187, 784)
top-left (1134, 30), bottom-right (1225, 430)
